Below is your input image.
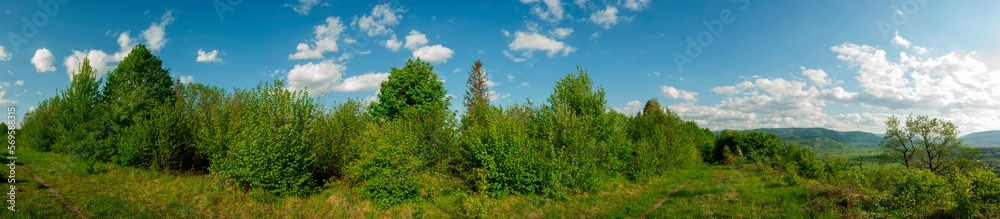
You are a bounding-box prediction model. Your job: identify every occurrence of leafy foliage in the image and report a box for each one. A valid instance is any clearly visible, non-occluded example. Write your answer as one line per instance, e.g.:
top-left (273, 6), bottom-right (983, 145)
top-left (348, 115), bottom-right (424, 208)
top-left (369, 58), bottom-right (449, 120)
top-left (881, 114), bottom-right (969, 174)
top-left (211, 80), bottom-right (317, 196)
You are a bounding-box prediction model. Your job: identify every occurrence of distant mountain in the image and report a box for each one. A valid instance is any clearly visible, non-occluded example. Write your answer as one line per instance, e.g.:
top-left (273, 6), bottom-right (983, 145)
top-left (720, 127), bottom-right (884, 151)
top-left (962, 130), bottom-right (1000, 148)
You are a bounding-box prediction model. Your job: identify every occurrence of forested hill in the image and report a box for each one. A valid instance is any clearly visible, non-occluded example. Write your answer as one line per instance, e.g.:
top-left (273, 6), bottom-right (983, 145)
top-left (963, 130), bottom-right (1000, 148)
top-left (718, 128), bottom-right (883, 150)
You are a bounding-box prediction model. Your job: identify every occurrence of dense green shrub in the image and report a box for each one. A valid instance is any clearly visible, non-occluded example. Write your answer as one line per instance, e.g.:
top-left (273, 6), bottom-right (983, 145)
top-left (626, 98), bottom-right (701, 180)
top-left (347, 117), bottom-right (424, 208)
top-left (19, 98), bottom-right (59, 152)
top-left (713, 130), bottom-right (785, 163)
top-left (175, 82), bottom-right (233, 170)
top-left (211, 80), bottom-right (317, 196)
top-left (952, 168), bottom-right (1000, 218)
top-left (462, 105), bottom-right (544, 196)
top-left (309, 99), bottom-right (370, 181)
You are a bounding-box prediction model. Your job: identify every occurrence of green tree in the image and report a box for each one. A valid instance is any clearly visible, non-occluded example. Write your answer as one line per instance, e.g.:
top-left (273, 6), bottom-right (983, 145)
top-left (369, 58), bottom-right (449, 120)
top-left (100, 44), bottom-right (176, 165)
top-left (880, 115), bottom-right (968, 174)
top-left (462, 59), bottom-right (489, 130)
top-left (52, 58), bottom-right (103, 156)
top-left (547, 66), bottom-right (606, 117)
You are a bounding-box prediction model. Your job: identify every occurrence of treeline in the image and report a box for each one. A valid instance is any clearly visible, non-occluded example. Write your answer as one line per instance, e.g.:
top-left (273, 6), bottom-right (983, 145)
top-left (19, 45), bottom-right (717, 207)
top-left (17, 45), bottom-right (999, 217)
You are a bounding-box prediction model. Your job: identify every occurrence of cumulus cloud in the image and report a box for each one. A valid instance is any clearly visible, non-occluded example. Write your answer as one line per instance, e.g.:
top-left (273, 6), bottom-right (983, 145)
top-left (661, 85), bottom-right (698, 102)
top-left (0, 46), bottom-right (10, 61)
top-left (549, 27), bottom-right (573, 39)
top-left (891, 32), bottom-right (911, 48)
top-left (800, 67), bottom-right (828, 86)
top-left (142, 10), bottom-right (175, 51)
top-left (196, 49), bottom-right (222, 63)
top-left (286, 60), bottom-right (390, 94)
top-left (352, 3), bottom-right (403, 37)
top-left (403, 30), bottom-right (428, 50)
top-left (623, 0), bottom-right (650, 11)
top-left (385, 35), bottom-right (402, 52)
top-left (31, 48), bottom-right (56, 72)
top-left (290, 16), bottom-right (346, 60)
top-left (505, 31), bottom-right (576, 62)
top-left (64, 50), bottom-right (112, 79)
top-left (14, 80), bottom-right (23, 86)
top-left (650, 39), bottom-right (1000, 134)
top-left (613, 100), bottom-right (643, 115)
top-left (284, 0), bottom-right (328, 15)
top-left (412, 45), bottom-right (454, 64)
top-left (521, 0), bottom-right (564, 23)
top-left (590, 6), bottom-right (619, 29)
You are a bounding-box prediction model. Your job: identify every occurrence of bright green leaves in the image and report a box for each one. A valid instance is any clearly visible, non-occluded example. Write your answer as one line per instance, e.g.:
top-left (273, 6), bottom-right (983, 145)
top-left (369, 58), bottom-right (449, 120)
top-left (211, 80), bottom-right (318, 196)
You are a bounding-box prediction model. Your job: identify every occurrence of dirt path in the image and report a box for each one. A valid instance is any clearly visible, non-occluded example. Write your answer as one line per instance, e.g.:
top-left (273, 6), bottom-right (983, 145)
top-left (23, 166), bottom-right (89, 219)
top-left (641, 182), bottom-right (689, 219)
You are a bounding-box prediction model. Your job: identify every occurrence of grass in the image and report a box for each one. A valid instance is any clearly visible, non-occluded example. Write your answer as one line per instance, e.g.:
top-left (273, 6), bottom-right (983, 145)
top-left (4, 147), bottom-right (854, 218)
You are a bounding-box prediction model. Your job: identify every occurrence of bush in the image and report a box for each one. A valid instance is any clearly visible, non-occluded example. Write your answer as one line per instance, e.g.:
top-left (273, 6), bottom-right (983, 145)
top-left (348, 118), bottom-right (423, 208)
top-left (713, 130), bottom-right (785, 164)
top-left (211, 80), bottom-right (317, 196)
top-left (19, 98), bottom-right (59, 152)
top-left (626, 98), bottom-right (701, 180)
top-left (952, 168), bottom-right (1000, 218)
top-left (462, 105), bottom-right (544, 196)
top-left (308, 99), bottom-right (370, 181)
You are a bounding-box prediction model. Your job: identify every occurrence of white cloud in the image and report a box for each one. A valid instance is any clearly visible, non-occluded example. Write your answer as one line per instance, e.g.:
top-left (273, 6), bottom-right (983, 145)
top-left (31, 48), bottom-right (56, 72)
top-left (832, 42), bottom-right (1000, 114)
top-left (661, 85), bottom-right (698, 102)
top-left (800, 67), bottom-right (828, 86)
top-left (285, 0), bottom-right (328, 15)
top-left (0, 46), bottom-right (11, 61)
top-left (403, 30), bottom-right (428, 50)
top-left (590, 6), bottom-right (619, 29)
top-left (517, 82), bottom-right (530, 88)
top-left (286, 60), bottom-right (390, 94)
top-left (549, 27), bottom-right (573, 39)
top-left (342, 36), bottom-right (357, 44)
top-left (290, 16), bottom-right (346, 60)
top-left (113, 31), bottom-right (135, 60)
top-left (487, 90), bottom-right (510, 101)
top-left (412, 45), bottom-right (454, 64)
top-left (352, 3), bottom-right (403, 37)
top-left (142, 10), bottom-right (175, 51)
top-left (506, 31), bottom-right (576, 62)
top-left (196, 49), bottom-right (223, 63)
top-left (385, 35), bottom-right (402, 52)
top-left (178, 75), bottom-right (194, 84)
top-left (613, 100), bottom-right (643, 115)
top-left (64, 50), bottom-right (112, 79)
top-left (891, 32), bottom-right (911, 48)
top-left (14, 80), bottom-right (23, 86)
top-left (521, 0), bottom-right (564, 23)
top-left (664, 39), bottom-right (1000, 134)
top-left (623, 0), bottom-right (651, 11)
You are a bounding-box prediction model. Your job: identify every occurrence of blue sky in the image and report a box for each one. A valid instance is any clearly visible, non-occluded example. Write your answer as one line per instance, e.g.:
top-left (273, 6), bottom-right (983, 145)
top-left (1, 0), bottom-right (999, 134)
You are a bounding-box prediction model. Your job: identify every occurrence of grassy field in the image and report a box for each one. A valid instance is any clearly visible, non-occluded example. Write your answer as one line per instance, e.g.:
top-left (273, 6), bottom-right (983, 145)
top-left (1, 147), bottom-right (852, 218)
